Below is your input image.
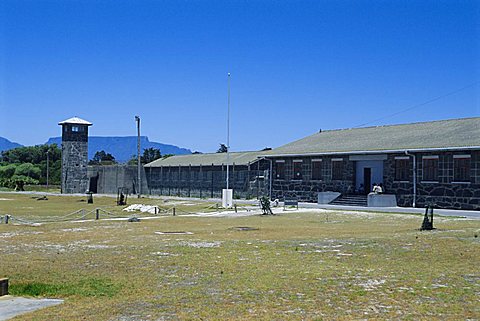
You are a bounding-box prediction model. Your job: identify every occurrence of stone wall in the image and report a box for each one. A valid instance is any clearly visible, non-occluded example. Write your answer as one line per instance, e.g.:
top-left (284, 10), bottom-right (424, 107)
top-left (271, 156), bottom-right (355, 202)
top-left (270, 150), bottom-right (480, 210)
top-left (87, 165), bottom-right (148, 195)
top-left (61, 141), bottom-right (89, 194)
top-left (384, 151), bottom-right (480, 210)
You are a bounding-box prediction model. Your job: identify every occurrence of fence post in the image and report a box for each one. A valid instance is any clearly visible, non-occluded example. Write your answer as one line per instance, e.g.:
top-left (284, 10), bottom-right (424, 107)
top-left (188, 164), bottom-right (191, 198)
top-left (211, 163), bottom-right (214, 198)
top-left (257, 161), bottom-right (260, 200)
top-left (160, 166), bottom-right (164, 196)
top-left (95, 209), bottom-right (100, 220)
top-left (0, 278), bottom-right (8, 296)
top-left (200, 164), bottom-right (203, 198)
top-left (5, 215), bottom-right (9, 224)
top-left (173, 207), bottom-right (176, 216)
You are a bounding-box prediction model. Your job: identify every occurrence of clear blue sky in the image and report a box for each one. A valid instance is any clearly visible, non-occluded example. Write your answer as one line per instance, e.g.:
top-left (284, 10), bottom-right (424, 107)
top-left (0, 0), bottom-right (478, 153)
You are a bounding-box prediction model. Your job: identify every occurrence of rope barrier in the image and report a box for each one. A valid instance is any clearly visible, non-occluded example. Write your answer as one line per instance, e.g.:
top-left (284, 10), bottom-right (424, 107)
top-left (0, 201), bottom-right (257, 225)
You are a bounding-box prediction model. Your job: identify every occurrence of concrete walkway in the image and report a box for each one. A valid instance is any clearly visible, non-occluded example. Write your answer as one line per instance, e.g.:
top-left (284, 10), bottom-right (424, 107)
top-left (0, 296), bottom-right (63, 320)
top-left (305, 203), bottom-right (480, 219)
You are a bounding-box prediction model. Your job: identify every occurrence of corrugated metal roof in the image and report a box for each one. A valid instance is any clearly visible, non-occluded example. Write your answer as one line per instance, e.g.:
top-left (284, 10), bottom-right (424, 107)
top-left (145, 151), bottom-right (268, 167)
top-left (266, 117), bottom-right (480, 156)
top-left (58, 117), bottom-right (93, 126)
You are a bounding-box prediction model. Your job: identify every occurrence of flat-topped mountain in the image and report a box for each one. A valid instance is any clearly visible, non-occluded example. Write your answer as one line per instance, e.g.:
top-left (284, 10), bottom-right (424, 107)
top-left (46, 136), bottom-right (191, 162)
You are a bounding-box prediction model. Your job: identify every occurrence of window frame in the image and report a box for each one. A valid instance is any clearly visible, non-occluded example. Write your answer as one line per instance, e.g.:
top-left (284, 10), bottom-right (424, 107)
top-left (453, 155), bottom-right (471, 183)
top-left (394, 156), bottom-right (410, 182)
top-left (275, 160), bottom-right (285, 180)
top-left (422, 156), bottom-right (439, 182)
top-left (311, 159), bottom-right (323, 181)
top-left (292, 160), bottom-right (303, 180)
top-left (331, 158), bottom-right (343, 181)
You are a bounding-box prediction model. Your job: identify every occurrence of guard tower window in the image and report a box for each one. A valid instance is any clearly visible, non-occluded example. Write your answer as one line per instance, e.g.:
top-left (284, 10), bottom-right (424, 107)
top-left (71, 126), bottom-right (84, 132)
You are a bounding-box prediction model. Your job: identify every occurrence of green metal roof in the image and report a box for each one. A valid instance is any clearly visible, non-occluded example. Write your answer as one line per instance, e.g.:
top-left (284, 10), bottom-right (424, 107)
top-left (145, 150), bottom-right (268, 167)
top-left (267, 117), bottom-right (480, 157)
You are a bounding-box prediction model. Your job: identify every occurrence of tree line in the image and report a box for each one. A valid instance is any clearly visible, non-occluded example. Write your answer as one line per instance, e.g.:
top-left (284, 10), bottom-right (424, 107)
top-left (0, 144), bottom-right (61, 189)
top-left (0, 145), bottom-right (165, 189)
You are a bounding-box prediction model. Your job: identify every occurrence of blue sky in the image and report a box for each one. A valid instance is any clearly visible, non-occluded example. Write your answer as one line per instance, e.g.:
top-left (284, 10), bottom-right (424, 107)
top-left (0, 0), bottom-right (478, 153)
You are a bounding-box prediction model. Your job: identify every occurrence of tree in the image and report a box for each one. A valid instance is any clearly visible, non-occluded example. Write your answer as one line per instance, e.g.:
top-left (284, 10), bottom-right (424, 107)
top-left (0, 144), bottom-right (61, 186)
top-left (89, 151), bottom-right (116, 165)
top-left (0, 163), bottom-right (40, 190)
top-left (14, 163), bottom-right (41, 179)
top-left (0, 164), bottom-right (17, 180)
top-left (217, 144), bottom-right (228, 153)
top-left (141, 148), bottom-right (161, 164)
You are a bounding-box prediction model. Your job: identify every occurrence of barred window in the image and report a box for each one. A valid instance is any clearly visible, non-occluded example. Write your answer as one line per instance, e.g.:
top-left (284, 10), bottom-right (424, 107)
top-left (312, 160), bottom-right (322, 180)
top-left (332, 160), bottom-right (343, 180)
top-left (423, 158), bottom-right (438, 181)
top-left (395, 159), bottom-right (409, 181)
top-left (293, 161), bottom-right (303, 180)
top-left (275, 161), bottom-right (285, 179)
top-left (454, 157), bottom-right (470, 182)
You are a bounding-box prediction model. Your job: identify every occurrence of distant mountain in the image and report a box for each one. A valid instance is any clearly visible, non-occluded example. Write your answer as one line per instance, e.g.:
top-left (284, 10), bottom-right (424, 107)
top-left (0, 137), bottom-right (23, 152)
top-left (46, 136), bottom-right (191, 162)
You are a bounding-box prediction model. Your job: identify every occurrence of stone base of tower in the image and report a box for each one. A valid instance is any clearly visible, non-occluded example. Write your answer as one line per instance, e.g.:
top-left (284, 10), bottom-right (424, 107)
top-left (61, 141), bottom-right (89, 194)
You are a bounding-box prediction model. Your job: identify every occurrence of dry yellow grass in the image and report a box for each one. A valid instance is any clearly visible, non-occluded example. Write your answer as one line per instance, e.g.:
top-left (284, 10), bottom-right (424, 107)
top-left (0, 192), bottom-right (479, 320)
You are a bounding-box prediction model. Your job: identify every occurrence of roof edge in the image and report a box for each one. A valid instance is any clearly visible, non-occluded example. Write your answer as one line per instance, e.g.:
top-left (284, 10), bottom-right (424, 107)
top-left (264, 146), bottom-right (480, 158)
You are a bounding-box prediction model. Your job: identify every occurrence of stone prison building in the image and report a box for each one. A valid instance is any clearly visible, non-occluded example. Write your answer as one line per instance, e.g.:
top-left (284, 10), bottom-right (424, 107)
top-left (85, 117), bottom-right (480, 210)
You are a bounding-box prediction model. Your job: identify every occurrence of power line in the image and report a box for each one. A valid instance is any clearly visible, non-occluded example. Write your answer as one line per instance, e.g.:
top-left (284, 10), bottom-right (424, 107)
top-left (354, 81), bottom-right (479, 128)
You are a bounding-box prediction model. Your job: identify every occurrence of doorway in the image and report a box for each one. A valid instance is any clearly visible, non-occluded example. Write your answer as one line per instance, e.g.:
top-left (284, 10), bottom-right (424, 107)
top-left (89, 174), bottom-right (99, 193)
top-left (363, 168), bottom-right (371, 194)
top-left (355, 160), bottom-right (383, 193)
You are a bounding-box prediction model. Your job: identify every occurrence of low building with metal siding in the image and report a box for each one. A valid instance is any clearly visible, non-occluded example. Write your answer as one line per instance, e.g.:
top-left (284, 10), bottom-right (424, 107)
top-left (144, 151), bottom-right (271, 199)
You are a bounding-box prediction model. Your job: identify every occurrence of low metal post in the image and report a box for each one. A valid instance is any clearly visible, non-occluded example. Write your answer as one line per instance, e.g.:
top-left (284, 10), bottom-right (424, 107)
top-left (0, 278), bottom-right (8, 296)
top-left (173, 208), bottom-right (176, 216)
top-left (95, 209), bottom-right (99, 220)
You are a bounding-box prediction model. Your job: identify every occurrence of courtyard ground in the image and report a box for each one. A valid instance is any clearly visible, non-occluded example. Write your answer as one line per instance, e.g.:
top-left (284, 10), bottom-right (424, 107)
top-left (0, 192), bottom-right (479, 320)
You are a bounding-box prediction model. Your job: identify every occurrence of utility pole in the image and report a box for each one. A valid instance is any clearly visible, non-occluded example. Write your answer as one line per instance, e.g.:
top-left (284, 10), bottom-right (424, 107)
top-left (135, 116), bottom-right (141, 198)
top-left (226, 72), bottom-right (231, 190)
top-left (222, 72), bottom-right (233, 209)
top-left (46, 149), bottom-right (49, 190)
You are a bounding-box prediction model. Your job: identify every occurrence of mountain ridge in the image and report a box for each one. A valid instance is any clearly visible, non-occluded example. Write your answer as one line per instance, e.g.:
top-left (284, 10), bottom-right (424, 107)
top-left (46, 136), bottom-right (192, 162)
top-left (0, 136), bottom-right (191, 162)
top-left (0, 137), bottom-right (23, 152)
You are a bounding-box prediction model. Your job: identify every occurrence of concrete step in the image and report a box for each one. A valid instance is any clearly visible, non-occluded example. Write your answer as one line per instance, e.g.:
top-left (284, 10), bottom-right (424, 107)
top-left (329, 195), bottom-right (368, 207)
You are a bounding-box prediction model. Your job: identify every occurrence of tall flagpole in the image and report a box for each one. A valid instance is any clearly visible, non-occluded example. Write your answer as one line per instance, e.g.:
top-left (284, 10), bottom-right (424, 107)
top-left (135, 116), bottom-right (141, 197)
top-left (226, 72), bottom-right (231, 190)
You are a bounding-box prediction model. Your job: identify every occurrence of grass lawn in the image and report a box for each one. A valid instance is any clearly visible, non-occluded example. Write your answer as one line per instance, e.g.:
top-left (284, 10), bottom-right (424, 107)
top-left (0, 192), bottom-right (479, 320)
